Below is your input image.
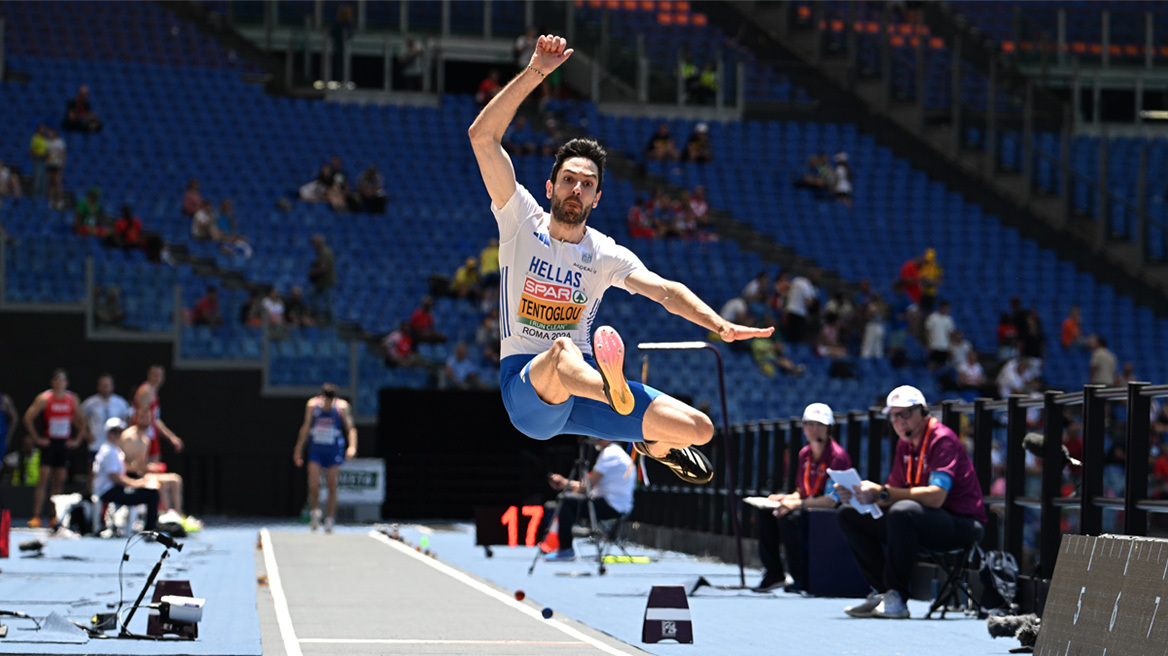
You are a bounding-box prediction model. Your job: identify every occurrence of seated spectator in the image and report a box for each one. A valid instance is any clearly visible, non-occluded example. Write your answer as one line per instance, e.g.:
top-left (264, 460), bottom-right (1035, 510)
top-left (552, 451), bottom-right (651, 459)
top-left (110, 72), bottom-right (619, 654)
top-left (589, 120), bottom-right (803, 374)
top-left (74, 187), bottom-right (108, 236)
top-left (353, 165), bottom-right (387, 213)
top-left (262, 288), bottom-right (286, 326)
top-left (94, 286), bottom-right (126, 328)
top-left (445, 342), bottom-right (484, 389)
top-left (750, 329), bottom-right (805, 377)
top-left (217, 198), bottom-right (239, 235)
top-left (815, 312), bottom-right (848, 359)
top-left (627, 198), bottom-right (658, 238)
top-left (240, 288), bottom-right (264, 327)
top-left (379, 322), bottom-right (427, 368)
top-left (645, 122), bottom-right (680, 162)
top-left (108, 205), bottom-right (144, 249)
top-left (824, 291), bottom-right (857, 339)
top-left (284, 286), bottom-right (314, 328)
top-left (63, 85), bottom-right (103, 133)
top-left (683, 123), bottom-right (714, 163)
top-left (835, 385), bottom-right (986, 620)
top-left (997, 356), bottom-right (1036, 399)
top-left (996, 312), bottom-right (1018, 361)
top-left (190, 286), bottom-right (224, 327)
top-left (833, 153), bottom-right (853, 207)
top-left (957, 350), bottom-right (988, 390)
top-left (409, 296), bottom-right (446, 344)
top-left (0, 158), bottom-right (23, 198)
top-left (1061, 305), bottom-right (1084, 350)
top-left (687, 185), bottom-right (711, 228)
top-left (191, 199), bottom-right (221, 241)
top-left (753, 403), bottom-right (848, 592)
top-left (450, 257), bottom-right (481, 300)
top-left (948, 329), bottom-right (973, 370)
top-left (795, 154), bottom-right (836, 197)
top-left (475, 69), bottom-right (502, 106)
top-left (181, 178), bottom-right (203, 218)
top-left (860, 297), bottom-right (886, 359)
top-left (93, 418), bottom-right (160, 531)
top-left (300, 163), bottom-right (334, 203)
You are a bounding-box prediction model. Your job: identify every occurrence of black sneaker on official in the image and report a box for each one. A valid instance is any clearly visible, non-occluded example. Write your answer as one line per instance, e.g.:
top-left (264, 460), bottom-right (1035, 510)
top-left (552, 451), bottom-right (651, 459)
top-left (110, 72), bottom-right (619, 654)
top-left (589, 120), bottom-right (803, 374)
top-left (634, 442), bottom-right (714, 484)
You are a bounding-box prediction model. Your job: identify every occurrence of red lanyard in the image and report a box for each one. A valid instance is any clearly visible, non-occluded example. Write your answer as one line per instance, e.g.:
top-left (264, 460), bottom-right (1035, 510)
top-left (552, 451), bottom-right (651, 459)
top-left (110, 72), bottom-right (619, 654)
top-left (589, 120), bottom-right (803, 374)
top-left (906, 418), bottom-right (935, 487)
top-left (803, 451), bottom-right (827, 496)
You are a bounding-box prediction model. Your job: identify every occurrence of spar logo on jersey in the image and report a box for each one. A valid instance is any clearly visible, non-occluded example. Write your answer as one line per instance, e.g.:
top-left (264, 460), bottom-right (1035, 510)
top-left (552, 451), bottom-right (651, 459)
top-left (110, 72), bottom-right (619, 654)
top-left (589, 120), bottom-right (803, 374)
top-left (517, 277), bottom-right (587, 331)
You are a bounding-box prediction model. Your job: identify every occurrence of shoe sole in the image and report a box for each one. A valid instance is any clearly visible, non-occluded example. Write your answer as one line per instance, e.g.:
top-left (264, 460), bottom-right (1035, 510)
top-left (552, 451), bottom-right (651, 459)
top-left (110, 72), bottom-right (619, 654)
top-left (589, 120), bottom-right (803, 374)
top-left (593, 326), bottom-right (634, 416)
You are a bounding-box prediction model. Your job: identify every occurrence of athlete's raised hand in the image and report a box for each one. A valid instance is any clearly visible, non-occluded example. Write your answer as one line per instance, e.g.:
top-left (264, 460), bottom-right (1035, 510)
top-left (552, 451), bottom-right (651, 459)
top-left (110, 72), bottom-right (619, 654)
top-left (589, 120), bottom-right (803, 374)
top-left (529, 34), bottom-right (573, 75)
top-left (718, 322), bottom-right (775, 343)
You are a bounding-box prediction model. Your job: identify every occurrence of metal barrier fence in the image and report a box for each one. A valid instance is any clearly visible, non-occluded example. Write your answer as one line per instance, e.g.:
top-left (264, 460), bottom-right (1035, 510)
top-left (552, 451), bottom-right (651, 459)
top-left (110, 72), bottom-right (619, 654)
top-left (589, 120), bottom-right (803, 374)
top-left (633, 382), bottom-right (1168, 581)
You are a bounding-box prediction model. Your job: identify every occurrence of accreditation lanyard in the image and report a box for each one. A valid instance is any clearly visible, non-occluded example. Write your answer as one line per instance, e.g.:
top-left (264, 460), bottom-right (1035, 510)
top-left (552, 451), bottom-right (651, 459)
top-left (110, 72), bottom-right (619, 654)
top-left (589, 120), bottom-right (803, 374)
top-left (803, 450), bottom-right (827, 496)
top-left (905, 418), bottom-right (936, 487)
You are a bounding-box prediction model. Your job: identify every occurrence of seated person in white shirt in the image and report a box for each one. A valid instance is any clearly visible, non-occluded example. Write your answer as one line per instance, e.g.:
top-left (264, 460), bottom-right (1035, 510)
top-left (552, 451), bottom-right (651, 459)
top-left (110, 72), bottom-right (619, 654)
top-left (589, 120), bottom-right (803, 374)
top-left (93, 417), bottom-right (160, 531)
top-left (544, 438), bottom-right (636, 562)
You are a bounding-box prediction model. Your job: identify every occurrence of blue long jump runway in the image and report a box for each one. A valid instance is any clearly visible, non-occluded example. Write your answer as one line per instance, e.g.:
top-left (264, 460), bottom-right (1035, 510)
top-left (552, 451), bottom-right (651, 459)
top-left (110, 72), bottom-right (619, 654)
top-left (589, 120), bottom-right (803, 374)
top-left (0, 521), bottom-right (1014, 655)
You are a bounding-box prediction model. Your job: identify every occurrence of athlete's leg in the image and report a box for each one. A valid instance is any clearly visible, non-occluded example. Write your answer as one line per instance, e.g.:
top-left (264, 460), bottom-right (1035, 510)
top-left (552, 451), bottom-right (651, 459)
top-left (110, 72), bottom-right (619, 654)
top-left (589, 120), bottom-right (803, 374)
top-left (325, 466), bottom-right (340, 521)
top-left (50, 466), bottom-right (67, 498)
top-left (524, 337), bottom-right (609, 407)
top-left (640, 396), bottom-right (714, 457)
top-left (32, 465), bottom-right (50, 520)
top-left (306, 461), bottom-right (322, 512)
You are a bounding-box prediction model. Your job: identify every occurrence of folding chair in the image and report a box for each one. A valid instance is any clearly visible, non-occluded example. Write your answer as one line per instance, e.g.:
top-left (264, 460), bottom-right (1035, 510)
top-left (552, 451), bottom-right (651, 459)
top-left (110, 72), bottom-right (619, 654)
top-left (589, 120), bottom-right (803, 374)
top-left (921, 542), bottom-right (981, 619)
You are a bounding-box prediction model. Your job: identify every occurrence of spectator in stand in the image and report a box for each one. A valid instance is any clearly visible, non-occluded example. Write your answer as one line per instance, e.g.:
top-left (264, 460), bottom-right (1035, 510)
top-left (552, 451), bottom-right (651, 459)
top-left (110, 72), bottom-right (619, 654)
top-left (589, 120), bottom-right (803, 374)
top-left (924, 300), bottom-right (955, 371)
top-left (240, 288), bottom-right (264, 327)
top-left (0, 158), bottom-right (22, 199)
top-left (957, 350), bottom-right (988, 391)
top-left (479, 238), bottom-right (500, 292)
top-left (379, 322), bottom-right (427, 368)
top-left (687, 185), bottom-right (711, 228)
top-left (108, 205), bottom-right (144, 249)
top-left (816, 312), bottom-right (849, 359)
top-left (783, 272), bottom-right (819, 344)
top-left (1118, 361), bottom-right (1137, 387)
top-left (44, 128), bottom-right (66, 210)
top-left (476, 307), bottom-right (501, 350)
top-left (29, 123), bottom-right (49, 198)
top-left (395, 36), bottom-right (425, 91)
top-left (74, 186), bottom-right (107, 236)
top-left (997, 356), bottom-right (1036, 399)
top-left (450, 257), bottom-right (481, 301)
top-left (514, 26), bottom-right (538, 71)
top-left (996, 312), bottom-right (1018, 361)
top-left (948, 329), bottom-right (973, 370)
top-left (502, 115), bottom-right (536, 156)
top-left (645, 122), bottom-right (681, 162)
top-left (284, 286), bottom-right (314, 328)
top-left (190, 286), bottom-right (224, 326)
top-left (1010, 297), bottom-right (1031, 349)
top-left (832, 152), bottom-right (853, 207)
top-left (860, 296), bottom-right (886, 359)
top-left (94, 286), bottom-right (126, 329)
top-left (445, 342), bottom-right (485, 389)
top-left (191, 199), bottom-right (222, 241)
top-left (750, 328), bottom-right (806, 377)
top-left (690, 61), bottom-right (718, 105)
top-left (918, 248), bottom-right (942, 313)
top-left (300, 162), bottom-right (334, 203)
top-left (796, 154), bottom-right (837, 199)
top-left (475, 69), bottom-right (502, 106)
top-left (1061, 306), bottom-right (1085, 350)
top-left (262, 288), bottom-right (286, 326)
top-left (409, 295), bottom-right (446, 344)
top-left (683, 123), bottom-right (714, 163)
top-left (1019, 311), bottom-right (1047, 371)
top-left (353, 165), bottom-right (387, 213)
top-left (181, 178), bottom-right (204, 218)
top-left (898, 253), bottom-right (923, 309)
top-left (824, 291), bottom-right (857, 342)
top-left (308, 234), bottom-right (338, 323)
top-left (324, 156), bottom-right (351, 213)
top-left (217, 198), bottom-right (239, 235)
top-left (63, 85), bottom-right (103, 133)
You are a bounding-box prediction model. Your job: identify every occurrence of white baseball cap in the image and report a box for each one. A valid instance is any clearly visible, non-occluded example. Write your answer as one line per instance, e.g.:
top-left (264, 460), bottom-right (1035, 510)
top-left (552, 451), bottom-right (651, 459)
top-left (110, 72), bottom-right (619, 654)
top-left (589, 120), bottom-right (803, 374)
top-left (802, 402), bottom-right (835, 426)
top-left (882, 385), bottom-right (927, 414)
top-left (104, 416), bottom-right (127, 433)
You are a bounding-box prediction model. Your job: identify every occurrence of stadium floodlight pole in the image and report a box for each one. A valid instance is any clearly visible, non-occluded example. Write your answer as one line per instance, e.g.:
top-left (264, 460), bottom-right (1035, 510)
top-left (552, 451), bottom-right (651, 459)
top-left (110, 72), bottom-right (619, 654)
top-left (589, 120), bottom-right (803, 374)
top-left (637, 341), bottom-right (745, 588)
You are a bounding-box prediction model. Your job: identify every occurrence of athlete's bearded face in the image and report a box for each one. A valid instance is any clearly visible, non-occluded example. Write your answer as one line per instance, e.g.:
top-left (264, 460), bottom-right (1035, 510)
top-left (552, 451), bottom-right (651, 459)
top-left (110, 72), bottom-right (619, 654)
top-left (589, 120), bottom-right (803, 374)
top-left (547, 157), bottom-right (601, 226)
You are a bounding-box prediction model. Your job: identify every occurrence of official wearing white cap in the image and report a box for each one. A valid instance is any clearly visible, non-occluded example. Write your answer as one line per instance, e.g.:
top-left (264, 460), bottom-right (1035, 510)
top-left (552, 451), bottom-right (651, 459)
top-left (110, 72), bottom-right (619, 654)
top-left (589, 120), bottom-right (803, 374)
top-left (835, 385), bottom-right (986, 620)
top-left (751, 402), bottom-right (852, 593)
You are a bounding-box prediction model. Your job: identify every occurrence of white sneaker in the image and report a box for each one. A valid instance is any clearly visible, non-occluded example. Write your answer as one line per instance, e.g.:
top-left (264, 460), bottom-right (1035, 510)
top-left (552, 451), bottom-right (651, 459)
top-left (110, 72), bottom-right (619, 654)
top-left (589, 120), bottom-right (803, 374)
top-left (324, 517), bottom-right (334, 533)
top-left (873, 589), bottom-right (910, 619)
top-left (844, 592), bottom-right (884, 618)
top-left (309, 509), bottom-right (322, 532)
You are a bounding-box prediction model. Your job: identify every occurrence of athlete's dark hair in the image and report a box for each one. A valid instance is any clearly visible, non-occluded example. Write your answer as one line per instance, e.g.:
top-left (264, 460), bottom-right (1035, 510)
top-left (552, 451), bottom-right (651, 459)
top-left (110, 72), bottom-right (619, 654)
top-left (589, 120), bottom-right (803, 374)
top-left (321, 382), bottom-right (338, 399)
top-left (550, 138), bottom-right (606, 190)
top-left (51, 368), bottom-right (68, 380)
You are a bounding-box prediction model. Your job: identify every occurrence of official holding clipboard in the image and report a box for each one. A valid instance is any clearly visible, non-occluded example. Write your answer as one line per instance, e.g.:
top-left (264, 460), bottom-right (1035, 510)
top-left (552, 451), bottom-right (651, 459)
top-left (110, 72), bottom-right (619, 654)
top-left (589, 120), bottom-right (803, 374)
top-left (834, 385), bottom-right (987, 620)
top-left (749, 403), bottom-right (852, 593)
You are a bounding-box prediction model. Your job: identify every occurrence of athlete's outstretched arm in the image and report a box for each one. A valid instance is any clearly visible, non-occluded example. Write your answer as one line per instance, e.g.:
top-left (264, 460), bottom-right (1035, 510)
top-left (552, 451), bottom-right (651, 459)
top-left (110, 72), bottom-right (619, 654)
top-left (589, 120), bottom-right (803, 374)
top-left (468, 34), bottom-right (573, 209)
top-left (624, 269), bottom-right (775, 343)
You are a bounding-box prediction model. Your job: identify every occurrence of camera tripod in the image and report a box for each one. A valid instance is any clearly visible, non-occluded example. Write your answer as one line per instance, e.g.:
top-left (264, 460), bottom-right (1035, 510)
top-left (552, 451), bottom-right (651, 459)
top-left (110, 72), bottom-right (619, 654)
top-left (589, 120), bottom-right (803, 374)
top-left (528, 437), bottom-right (623, 576)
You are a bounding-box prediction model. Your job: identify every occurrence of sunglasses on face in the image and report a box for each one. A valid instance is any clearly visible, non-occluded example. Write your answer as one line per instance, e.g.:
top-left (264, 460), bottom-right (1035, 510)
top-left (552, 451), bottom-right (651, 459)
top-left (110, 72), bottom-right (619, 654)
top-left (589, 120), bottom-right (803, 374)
top-left (890, 408), bottom-right (916, 421)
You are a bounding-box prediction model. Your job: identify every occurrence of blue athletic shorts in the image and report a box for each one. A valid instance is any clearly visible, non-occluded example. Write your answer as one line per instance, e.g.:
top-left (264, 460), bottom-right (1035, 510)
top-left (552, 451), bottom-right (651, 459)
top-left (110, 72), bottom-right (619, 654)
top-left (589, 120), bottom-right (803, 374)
top-left (308, 444), bottom-right (345, 468)
top-left (500, 354), bottom-right (664, 442)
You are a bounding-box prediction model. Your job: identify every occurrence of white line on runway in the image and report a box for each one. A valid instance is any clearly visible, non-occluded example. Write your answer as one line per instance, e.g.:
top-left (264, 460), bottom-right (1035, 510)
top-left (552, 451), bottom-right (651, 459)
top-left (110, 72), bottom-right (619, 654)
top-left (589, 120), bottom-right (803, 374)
top-left (301, 634), bottom-right (588, 639)
top-left (261, 528), bottom-right (304, 656)
top-left (367, 530), bottom-right (639, 656)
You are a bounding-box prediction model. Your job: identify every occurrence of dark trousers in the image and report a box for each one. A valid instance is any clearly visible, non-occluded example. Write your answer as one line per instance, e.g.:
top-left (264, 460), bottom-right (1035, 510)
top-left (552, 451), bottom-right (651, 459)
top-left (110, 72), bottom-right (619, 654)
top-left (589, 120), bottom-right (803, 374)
top-left (557, 496), bottom-right (621, 551)
top-left (101, 487), bottom-right (160, 531)
top-left (757, 508), bottom-right (806, 585)
top-left (836, 500), bottom-right (981, 598)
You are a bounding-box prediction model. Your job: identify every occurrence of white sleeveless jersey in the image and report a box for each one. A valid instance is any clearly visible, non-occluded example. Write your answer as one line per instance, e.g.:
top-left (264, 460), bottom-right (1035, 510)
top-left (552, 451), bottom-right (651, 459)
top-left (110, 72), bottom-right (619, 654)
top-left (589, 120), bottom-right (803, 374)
top-left (493, 185), bottom-right (645, 360)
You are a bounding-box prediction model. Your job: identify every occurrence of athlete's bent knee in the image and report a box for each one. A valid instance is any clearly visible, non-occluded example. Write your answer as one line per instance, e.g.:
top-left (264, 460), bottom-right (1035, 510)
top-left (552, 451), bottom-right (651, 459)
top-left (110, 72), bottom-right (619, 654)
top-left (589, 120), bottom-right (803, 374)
top-left (688, 411), bottom-right (714, 446)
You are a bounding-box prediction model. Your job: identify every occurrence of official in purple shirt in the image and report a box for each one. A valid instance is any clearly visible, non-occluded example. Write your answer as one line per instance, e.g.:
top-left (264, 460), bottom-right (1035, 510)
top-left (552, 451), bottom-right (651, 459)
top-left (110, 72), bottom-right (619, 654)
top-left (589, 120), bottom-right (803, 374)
top-left (752, 403), bottom-right (852, 593)
top-left (834, 385), bottom-right (986, 620)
